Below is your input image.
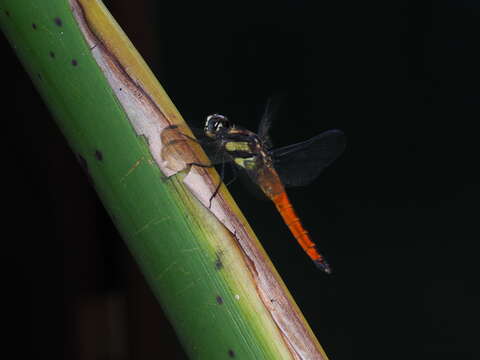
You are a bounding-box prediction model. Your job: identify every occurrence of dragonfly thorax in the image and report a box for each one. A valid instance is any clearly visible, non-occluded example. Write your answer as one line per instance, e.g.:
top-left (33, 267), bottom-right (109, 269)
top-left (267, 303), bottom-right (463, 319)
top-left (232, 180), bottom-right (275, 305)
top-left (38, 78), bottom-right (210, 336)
top-left (204, 114), bottom-right (231, 139)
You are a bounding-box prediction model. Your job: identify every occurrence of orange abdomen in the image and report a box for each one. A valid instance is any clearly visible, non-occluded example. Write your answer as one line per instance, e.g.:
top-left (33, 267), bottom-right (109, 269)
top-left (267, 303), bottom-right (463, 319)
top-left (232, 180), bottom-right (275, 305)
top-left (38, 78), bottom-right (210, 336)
top-left (272, 191), bottom-right (331, 273)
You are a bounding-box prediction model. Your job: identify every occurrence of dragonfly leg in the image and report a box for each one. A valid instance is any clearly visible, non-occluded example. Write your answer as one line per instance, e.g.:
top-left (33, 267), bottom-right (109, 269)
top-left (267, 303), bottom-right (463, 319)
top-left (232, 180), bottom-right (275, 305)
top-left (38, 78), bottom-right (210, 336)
top-left (208, 160), bottom-right (238, 207)
top-left (224, 162), bottom-right (238, 187)
top-left (163, 124), bottom-right (199, 142)
top-left (188, 162), bottom-right (213, 168)
top-left (208, 160), bottom-right (225, 208)
top-left (185, 162), bottom-right (219, 208)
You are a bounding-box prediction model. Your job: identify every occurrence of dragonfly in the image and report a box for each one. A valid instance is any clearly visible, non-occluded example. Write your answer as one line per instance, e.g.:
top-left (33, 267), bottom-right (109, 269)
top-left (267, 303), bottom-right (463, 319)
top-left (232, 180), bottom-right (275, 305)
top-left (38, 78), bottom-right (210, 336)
top-left (163, 102), bottom-right (345, 273)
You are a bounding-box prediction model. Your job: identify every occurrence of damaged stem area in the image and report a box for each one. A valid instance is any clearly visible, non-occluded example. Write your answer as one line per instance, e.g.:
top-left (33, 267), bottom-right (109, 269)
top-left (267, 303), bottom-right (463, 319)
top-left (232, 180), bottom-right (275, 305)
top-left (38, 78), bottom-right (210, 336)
top-left (160, 124), bottom-right (212, 176)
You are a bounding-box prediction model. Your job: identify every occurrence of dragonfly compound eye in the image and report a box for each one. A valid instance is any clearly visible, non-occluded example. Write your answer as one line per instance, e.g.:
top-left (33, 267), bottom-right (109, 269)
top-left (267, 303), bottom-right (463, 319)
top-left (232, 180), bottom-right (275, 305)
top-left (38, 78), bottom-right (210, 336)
top-left (205, 114), bottom-right (229, 138)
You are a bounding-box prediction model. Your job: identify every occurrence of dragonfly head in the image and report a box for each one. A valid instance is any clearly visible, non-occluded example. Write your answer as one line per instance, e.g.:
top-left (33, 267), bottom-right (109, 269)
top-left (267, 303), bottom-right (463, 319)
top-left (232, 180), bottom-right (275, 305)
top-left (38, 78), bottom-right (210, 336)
top-left (204, 114), bottom-right (230, 138)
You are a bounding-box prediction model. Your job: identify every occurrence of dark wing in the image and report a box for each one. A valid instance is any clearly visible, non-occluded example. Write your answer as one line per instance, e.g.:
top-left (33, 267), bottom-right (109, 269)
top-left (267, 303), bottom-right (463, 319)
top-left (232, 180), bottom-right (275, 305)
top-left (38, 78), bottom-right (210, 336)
top-left (257, 97), bottom-right (281, 149)
top-left (271, 129), bottom-right (346, 187)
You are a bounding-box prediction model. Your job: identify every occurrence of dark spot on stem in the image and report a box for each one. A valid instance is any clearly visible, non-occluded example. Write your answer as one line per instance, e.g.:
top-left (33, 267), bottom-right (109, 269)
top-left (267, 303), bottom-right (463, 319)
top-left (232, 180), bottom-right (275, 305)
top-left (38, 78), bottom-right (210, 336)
top-left (71, 59), bottom-right (78, 66)
top-left (214, 250), bottom-right (224, 270)
top-left (49, 51), bottom-right (55, 58)
top-left (37, 73), bottom-right (42, 80)
top-left (228, 349), bottom-right (235, 357)
top-left (54, 17), bottom-right (62, 26)
top-left (5, 10), bottom-right (10, 17)
top-left (32, 23), bottom-right (37, 30)
top-left (215, 295), bottom-right (223, 305)
top-left (94, 150), bottom-right (103, 161)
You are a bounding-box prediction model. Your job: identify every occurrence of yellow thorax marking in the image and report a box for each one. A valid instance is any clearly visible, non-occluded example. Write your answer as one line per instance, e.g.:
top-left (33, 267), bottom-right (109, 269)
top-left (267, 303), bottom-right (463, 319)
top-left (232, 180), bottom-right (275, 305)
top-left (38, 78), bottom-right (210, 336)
top-left (234, 157), bottom-right (256, 170)
top-left (225, 141), bottom-right (250, 152)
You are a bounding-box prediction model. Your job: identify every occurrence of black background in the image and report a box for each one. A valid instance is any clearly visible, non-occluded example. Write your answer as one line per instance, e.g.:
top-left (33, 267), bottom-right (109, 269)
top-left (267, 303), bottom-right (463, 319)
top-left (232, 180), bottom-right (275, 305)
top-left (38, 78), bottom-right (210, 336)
top-left (2, 1), bottom-right (479, 359)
